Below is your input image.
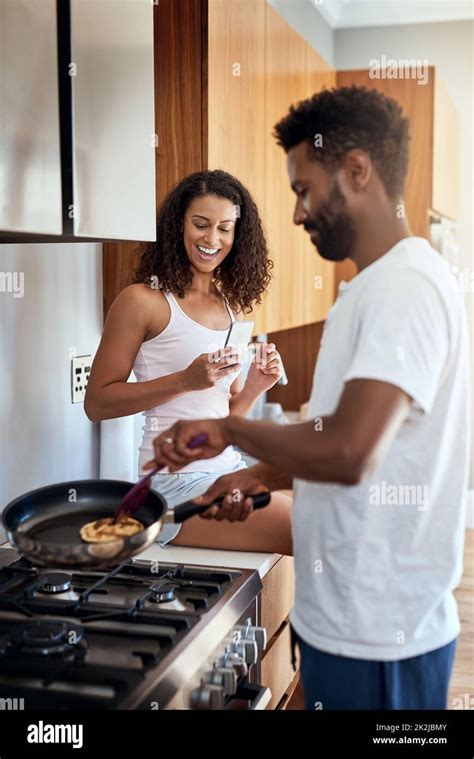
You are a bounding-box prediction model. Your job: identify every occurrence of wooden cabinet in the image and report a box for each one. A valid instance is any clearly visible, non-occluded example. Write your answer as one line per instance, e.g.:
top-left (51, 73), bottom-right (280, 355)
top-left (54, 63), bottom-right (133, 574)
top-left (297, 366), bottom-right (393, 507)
top-left (261, 554), bottom-right (294, 640)
top-left (207, 0), bottom-right (266, 212)
top-left (103, 0), bottom-right (205, 317)
top-left (331, 67), bottom-right (460, 303)
top-left (207, 0), bottom-right (336, 334)
top-left (259, 555), bottom-right (299, 709)
top-left (260, 5), bottom-right (307, 334)
top-left (252, 5), bottom-right (335, 334)
top-left (261, 621), bottom-right (296, 709)
top-left (336, 67), bottom-right (460, 235)
top-left (103, 0), bottom-right (336, 334)
top-left (207, 0), bottom-right (267, 331)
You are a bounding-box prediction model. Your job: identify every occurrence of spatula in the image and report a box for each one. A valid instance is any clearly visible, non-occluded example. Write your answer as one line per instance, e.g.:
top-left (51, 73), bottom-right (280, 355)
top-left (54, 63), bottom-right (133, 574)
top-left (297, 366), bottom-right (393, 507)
top-left (113, 433), bottom-right (208, 523)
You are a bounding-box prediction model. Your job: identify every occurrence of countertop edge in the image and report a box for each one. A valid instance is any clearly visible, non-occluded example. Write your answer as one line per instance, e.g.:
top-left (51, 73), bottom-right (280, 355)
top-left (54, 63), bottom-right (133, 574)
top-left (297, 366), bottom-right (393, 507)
top-left (1, 542), bottom-right (284, 578)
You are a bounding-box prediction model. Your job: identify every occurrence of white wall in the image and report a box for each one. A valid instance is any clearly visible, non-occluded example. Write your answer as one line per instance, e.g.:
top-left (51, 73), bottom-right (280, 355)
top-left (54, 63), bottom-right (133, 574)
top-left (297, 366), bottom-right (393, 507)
top-left (0, 243), bottom-right (102, 540)
top-left (269, 0), bottom-right (334, 65)
top-left (335, 21), bottom-right (474, 489)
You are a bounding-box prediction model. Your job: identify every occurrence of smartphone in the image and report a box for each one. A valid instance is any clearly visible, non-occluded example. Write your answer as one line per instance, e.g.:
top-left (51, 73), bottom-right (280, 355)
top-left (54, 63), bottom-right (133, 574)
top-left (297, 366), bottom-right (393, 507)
top-left (224, 320), bottom-right (254, 358)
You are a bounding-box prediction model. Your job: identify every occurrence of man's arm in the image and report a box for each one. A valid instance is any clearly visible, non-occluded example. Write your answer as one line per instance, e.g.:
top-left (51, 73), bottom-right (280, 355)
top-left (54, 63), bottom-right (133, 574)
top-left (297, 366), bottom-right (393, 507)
top-left (250, 461), bottom-right (293, 490)
top-left (149, 378), bottom-right (411, 486)
top-left (224, 379), bottom-right (411, 484)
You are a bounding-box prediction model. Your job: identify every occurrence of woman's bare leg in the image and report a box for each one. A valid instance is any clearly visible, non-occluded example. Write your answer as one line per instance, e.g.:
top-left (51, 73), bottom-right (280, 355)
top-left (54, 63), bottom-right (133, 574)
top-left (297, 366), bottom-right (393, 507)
top-left (171, 491), bottom-right (293, 555)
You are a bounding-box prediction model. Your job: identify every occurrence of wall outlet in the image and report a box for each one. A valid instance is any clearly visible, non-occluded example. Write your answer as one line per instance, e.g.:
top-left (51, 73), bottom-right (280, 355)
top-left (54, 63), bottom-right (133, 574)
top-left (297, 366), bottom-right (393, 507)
top-left (71, 355), bottom-right (92, 404)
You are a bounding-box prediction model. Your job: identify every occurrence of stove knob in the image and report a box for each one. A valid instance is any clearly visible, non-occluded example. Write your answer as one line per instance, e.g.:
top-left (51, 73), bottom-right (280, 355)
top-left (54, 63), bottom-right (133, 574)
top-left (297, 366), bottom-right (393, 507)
top-left (232, 638), bottom-right (258, 666)
top-left (234, 622), bottom-right (267, 652)
top-left (190, 683), bottom-right (225, 710)
top-left (222, 651), bottom-right (248, 678)
top-left (205, 667), bottom-right (237, 696)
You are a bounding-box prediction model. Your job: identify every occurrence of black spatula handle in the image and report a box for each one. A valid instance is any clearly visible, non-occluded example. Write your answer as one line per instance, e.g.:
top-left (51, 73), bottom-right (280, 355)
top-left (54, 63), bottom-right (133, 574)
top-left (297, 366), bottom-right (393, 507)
top-left (173, 491), bottom-right (271, 523)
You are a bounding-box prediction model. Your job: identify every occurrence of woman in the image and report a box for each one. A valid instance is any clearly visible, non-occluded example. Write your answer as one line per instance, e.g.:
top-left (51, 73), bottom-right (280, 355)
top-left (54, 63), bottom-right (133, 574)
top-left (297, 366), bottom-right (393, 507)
top-left (85, 170), bottom-right (292, 554)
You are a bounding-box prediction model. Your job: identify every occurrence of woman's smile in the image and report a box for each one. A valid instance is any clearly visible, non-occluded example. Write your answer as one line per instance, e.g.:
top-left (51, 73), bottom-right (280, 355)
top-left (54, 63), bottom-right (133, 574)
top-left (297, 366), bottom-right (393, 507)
top-left (195, 244), bottom-right (222, 262)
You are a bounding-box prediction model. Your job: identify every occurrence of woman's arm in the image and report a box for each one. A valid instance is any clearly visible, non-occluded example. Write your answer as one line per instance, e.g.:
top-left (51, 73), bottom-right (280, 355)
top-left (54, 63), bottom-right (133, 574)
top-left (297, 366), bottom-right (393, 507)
top-left (228, 342), bottom-right (282, 417)
top-left (228, 373), bottom-right (258, 417)
top-left (84, 285), bottom-right (189, 422)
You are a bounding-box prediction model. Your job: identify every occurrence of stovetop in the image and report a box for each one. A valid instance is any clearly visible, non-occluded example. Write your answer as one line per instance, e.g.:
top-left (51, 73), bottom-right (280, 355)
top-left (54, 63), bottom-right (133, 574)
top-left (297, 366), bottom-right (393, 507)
top-left (0, 548), bottom-right (261, 709)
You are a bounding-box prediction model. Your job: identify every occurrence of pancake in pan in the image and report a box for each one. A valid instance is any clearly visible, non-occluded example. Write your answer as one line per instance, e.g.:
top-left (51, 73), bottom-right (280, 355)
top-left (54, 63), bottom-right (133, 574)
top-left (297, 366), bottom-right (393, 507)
top-left (80, 515), bottom-right (145, 543)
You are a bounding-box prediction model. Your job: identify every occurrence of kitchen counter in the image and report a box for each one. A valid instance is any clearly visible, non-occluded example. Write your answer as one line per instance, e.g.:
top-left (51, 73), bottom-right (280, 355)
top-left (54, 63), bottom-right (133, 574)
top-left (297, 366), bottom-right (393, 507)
top-left (137, 543), bottom-right (283, 578)
top-left (0, 540), bottom-right (282, 579)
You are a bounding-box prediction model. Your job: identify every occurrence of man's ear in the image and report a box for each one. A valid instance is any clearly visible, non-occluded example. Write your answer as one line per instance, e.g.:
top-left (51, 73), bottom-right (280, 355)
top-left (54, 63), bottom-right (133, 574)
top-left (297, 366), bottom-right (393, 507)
top-left (341, 149), bottom-right (372, 191)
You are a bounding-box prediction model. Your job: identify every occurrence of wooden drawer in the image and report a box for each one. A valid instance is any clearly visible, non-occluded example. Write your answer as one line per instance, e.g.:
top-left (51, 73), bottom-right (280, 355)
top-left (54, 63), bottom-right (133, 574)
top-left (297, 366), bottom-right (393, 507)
top-left (260, 555), bottom-right (294, 641)
top-left (261, 620), bottom-right (295, 710)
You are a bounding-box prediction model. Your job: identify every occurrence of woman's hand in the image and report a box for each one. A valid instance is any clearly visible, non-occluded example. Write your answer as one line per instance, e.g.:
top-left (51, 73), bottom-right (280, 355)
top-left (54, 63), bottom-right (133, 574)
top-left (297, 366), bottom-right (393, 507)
top-left (193, 468), bottom-right (270, 522)
top-left (243, 343), bottom-right (282, 395)
top-left (143, 418), bottom-right (230, 472)
top-left (182, 348), bottom-right (241, 392)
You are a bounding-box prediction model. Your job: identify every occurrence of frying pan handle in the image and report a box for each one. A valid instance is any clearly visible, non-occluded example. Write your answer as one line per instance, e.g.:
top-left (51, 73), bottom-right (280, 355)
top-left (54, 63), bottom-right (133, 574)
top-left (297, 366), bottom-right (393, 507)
top-left (172, 491), bottom-right (271, 523)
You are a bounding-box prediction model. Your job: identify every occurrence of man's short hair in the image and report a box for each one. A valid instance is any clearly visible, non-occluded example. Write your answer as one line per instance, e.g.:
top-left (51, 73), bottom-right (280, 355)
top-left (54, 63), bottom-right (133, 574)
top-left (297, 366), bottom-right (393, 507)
top-left (274, 85), bottom-right (410, 199)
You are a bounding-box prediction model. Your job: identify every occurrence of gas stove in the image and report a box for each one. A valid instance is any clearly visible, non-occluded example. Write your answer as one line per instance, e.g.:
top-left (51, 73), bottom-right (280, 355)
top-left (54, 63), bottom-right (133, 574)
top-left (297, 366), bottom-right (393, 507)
top-left (0, 548), bottom-right (270, 710)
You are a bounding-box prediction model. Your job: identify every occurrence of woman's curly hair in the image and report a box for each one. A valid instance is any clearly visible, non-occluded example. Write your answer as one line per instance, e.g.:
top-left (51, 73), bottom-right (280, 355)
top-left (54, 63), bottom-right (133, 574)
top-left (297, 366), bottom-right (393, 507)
top-left (133, 170), bottom-right (272, 314)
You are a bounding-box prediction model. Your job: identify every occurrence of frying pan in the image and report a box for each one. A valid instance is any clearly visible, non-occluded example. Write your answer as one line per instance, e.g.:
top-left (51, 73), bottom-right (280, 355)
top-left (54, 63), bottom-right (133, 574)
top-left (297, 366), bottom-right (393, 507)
top-left (2, 479), bottom-right (271, 570)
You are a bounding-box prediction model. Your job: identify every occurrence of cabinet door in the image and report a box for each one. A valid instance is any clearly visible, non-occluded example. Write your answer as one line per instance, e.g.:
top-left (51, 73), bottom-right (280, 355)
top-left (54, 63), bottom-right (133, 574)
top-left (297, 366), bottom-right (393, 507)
top-left (207, 0), bottom-right (266, 330)
top-left (71, 0), bottom-right (156, 240)
top-left (0, 0), bottom-right (62, 236)
top-left (103, 0), bottom-right (205, 318)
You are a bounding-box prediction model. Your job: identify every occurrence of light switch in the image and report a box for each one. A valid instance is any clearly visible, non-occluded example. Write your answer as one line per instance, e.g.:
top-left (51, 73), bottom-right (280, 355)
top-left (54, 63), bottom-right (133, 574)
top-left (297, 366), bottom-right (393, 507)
top-left (71, 355), bottom-right (92, 404)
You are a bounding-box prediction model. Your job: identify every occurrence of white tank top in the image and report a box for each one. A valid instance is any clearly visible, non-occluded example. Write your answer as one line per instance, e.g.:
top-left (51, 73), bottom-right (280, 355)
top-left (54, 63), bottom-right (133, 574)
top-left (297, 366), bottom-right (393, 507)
top-left (133, 291), bottom-right (242, 474)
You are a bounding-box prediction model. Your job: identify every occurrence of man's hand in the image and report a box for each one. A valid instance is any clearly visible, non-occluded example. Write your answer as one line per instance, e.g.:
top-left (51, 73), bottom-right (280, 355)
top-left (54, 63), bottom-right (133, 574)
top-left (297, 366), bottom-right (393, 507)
top-left (193, 468), bottom-right (270, 522)
top-left (143, 419), bottom-right (230, 472)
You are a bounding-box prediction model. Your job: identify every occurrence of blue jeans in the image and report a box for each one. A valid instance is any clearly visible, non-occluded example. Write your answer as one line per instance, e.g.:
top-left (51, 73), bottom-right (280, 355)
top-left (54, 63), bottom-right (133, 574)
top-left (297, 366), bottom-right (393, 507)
top-left (291, 627), bottom-right (457, 710)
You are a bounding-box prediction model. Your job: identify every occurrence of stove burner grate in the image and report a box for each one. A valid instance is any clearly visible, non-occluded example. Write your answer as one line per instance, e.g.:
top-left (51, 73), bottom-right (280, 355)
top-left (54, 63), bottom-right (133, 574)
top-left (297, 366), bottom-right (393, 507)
top-left (8, 619), bottom-right (85, 657)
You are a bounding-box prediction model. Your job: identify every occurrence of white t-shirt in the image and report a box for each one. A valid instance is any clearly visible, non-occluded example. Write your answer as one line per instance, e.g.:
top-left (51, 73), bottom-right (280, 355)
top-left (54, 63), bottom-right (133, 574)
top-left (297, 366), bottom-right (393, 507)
top-left (290, 237), bottom-right (471, 660)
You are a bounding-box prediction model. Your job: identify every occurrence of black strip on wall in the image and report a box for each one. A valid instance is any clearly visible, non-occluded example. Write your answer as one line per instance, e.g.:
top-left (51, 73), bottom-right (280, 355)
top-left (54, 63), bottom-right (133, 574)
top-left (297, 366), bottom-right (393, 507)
top-left (56, 0), bottom-right (74, 235)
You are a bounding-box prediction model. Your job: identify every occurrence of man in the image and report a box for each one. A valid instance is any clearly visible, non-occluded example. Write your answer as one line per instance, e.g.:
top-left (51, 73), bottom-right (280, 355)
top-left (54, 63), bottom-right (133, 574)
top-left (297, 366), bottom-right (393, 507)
top-left (144, 86), bottom-right (470, 710)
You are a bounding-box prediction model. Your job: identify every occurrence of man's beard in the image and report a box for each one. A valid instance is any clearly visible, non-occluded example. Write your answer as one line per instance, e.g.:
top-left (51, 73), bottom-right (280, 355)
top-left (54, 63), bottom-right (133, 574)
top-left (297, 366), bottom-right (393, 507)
top-left (304, 181), bottom-right (356, 262)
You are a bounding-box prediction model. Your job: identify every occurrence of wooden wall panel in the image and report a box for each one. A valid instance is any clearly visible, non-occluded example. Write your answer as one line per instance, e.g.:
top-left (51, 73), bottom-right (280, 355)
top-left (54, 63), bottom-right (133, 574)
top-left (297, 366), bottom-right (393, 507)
top-left (207, 2), bottom-right (336, 335)
top-left (103, 0), bottom-right (205, 320)
top-left (262, 5), bottom-right (308, 334)
top-left (267, 320), bottom-right (325, 410)
top-left (266, 41), bottom-right (336, 411)
top-left (303, 42), bottom-right (336, 324)
top-left (206, 0), bottom-right (267, 332)
top-left (336, 68), bottom-right (434, 240)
